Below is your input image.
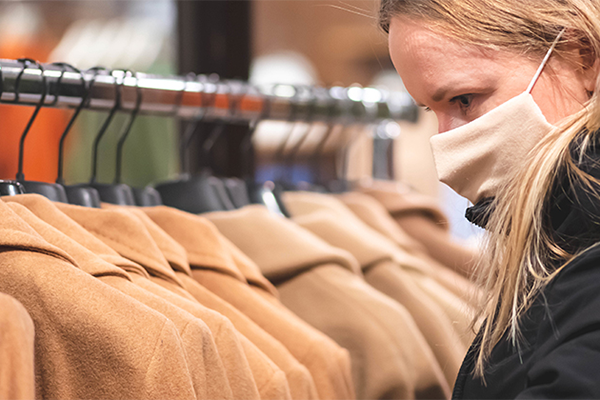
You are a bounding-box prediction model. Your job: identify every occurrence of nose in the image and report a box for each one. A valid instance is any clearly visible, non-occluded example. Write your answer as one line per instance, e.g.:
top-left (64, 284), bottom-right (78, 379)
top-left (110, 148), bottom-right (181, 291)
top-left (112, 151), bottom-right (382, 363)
top-left (436, 114), bottom-right (467, 133)
top-left (436, 114), bottom-right (454, 134)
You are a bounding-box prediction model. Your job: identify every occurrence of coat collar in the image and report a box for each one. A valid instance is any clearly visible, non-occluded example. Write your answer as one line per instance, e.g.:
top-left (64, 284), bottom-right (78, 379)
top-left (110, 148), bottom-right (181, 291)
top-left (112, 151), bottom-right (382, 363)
top-left (465, 197), bottom-right (494, 229)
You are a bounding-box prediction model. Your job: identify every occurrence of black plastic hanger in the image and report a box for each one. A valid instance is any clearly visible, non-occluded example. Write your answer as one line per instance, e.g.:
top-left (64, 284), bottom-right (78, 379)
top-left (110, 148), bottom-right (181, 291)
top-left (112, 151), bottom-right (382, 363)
top-left (372, 120), bottom-right (398, 181)
top-left (308, 123), bottom-right (344, 192)
top-left (204, 81), bottom-right (249, 211)
top-left (270, 84), bottom-right (301, 189)
top-left (12, 58), bottom-right (69, 202)
top-left (246, 84), bottom-right (307, 217)
top-left (101, 69), bottom-right (161, 206)
top-left (224, 88), bottom-right (271, 209)
top-left (155, 75), bottom-right (231, 214)
top-left (0, 58), bottom-right (25, 196)
top-left (270, 85), bottom-right (321, 213)
top-left (326, 87), bottom-right (363, 193)
top-left (179, 73), bottom-right (217, 177)
top-left (85, 69), bottom-right (137, 205)
top-left (328, 127), bottom-right (360, 193)
top-left (283, 85), bottom-right (319, 187)
top-left (298, 86), bottom-right (340, 192)
top-left (53, 63), bottom-right (102, 208)
top-left (130, 73), bottom-right (188, 207)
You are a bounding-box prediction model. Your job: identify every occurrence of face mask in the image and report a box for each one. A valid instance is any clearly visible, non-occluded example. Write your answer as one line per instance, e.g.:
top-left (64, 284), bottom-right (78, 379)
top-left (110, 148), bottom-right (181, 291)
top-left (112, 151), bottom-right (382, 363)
top-left (429, 29), bottom-right (565, 204)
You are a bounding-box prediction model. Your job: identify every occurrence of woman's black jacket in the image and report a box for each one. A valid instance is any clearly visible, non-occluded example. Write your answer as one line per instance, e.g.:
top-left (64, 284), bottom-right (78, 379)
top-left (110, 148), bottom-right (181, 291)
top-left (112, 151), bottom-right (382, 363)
top-left (454, 138), bottom-right (600, 399)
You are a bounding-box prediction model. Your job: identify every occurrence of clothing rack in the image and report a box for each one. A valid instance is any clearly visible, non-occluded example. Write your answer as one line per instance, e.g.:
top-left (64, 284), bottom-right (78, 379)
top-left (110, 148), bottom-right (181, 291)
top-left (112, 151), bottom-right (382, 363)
top-left (0, 59), bottom-right (418, 125)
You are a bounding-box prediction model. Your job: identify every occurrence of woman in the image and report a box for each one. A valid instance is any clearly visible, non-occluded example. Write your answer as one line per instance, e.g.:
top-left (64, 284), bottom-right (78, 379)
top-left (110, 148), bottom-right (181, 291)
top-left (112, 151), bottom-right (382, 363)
top-left (380, 0), bottom-right (600, 398)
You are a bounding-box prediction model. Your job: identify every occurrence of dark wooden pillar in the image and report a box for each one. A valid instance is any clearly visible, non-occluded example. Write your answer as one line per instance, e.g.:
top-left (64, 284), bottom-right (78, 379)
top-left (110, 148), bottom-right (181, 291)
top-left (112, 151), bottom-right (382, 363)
top-left (177, 0), bottom-right (253, 178)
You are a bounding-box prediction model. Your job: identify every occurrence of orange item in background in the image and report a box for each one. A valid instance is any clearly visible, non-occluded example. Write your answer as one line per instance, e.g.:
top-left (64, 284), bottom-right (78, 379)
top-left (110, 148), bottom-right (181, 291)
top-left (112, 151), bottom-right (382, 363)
top-left (0, 37), bottom-right (70, 182)
top-left (0, 106), bottom-right (69, 182)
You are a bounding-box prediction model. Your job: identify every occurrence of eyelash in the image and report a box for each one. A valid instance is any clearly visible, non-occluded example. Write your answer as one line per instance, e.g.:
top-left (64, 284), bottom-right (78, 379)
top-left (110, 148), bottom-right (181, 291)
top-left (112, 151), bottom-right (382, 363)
top-left (422, 94), bottom-right (473, 113)
top-left (450, 94), bottom-right (473, 112)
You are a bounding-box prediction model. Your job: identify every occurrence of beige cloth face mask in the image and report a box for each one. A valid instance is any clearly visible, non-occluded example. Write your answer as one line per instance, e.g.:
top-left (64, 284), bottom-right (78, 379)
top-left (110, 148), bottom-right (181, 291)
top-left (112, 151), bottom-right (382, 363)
top-left (429, 29), bottom-right (565, 204)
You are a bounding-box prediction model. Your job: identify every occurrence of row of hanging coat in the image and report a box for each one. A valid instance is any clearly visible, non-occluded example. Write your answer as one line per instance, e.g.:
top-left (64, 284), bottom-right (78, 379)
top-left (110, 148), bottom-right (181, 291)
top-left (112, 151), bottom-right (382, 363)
top-left (0, 58), bottom-right (480, 400)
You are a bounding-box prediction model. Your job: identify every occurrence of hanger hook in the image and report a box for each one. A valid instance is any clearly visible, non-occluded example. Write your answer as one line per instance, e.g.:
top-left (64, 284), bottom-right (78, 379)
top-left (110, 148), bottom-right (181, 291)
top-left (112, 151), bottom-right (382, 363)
top-left (171, 75), bottom-right (187, 117)
top-left (288, 85), bottom-right (318, 155)
top-left (309, 89), bottom-right (339, 185)
top-left (114, 70), bottom-right (143, 184)
top-left (201, 80), bottom-right (247, 162)
top-left (14, 58), bottom-right (48, 182)
top-left (272, 84), bottom-right (300, 180)
top-left (250, 85), bottom-right (271, 133)
top-left (0, 62), bottom-right (3, 101)
top-left (177, 72), bottom-right (198, 173)
top-left (180, 73), bottom-right (219, 174)
top-left (239, 86), bottom-right (271, 179)
top-left (89, 68), bottom-right (124, 184)
top-left (285, 85), bottom-right (319, 182)
top-left (244, 85), bottom-right (271, 145)
top-left (52, 62), bottom-right (88, 185)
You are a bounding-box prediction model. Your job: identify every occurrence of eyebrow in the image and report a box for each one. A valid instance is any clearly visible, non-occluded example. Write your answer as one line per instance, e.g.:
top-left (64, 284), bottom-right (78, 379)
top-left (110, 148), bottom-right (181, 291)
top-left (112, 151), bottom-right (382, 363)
top-left (415, 85), bottom-right (450, 108)
top-left (431, 85), bottom-right (450, 102)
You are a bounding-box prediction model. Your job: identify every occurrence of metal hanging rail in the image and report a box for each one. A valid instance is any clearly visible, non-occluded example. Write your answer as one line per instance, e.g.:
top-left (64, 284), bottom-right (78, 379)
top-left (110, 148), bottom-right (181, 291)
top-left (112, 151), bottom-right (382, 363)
top-left (0, 59), bottom-right (418, 124)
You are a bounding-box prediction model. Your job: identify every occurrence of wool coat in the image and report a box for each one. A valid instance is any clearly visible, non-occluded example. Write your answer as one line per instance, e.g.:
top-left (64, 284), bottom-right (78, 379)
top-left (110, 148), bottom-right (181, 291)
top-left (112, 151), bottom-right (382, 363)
top-left (283, 191), bottom-right (477, 343)
top-left (2, 195), bottom-right (284, 400)
top-left (359, 183), bottom-right (477, 278)
top-left (143, 205), bottom-right (354, 400)
top-left (5, 201), bottom-right (239, 400)
top-left (206, 204), bottom-right (452, 400)
top-left (0, 198), bottom-right (197, 400)
top-left (50, 201), bottom-right (289, 400)
top-left (0, 293), bottom-right (35, 400)
top-left (126, 206), bottom-right (319, 400)
top-left (289, 206), bottom-right (465, 390)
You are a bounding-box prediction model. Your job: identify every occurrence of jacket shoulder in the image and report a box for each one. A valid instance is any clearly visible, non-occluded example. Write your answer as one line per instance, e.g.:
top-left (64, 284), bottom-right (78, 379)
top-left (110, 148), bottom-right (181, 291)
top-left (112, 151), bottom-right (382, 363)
top-left (519, 244), bottom-right (600, 398)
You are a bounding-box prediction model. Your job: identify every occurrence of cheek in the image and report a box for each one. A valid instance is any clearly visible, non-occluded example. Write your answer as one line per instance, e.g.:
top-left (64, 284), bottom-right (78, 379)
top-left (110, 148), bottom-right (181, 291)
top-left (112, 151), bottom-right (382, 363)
top-left (531, 69), bottom-right (589, 124)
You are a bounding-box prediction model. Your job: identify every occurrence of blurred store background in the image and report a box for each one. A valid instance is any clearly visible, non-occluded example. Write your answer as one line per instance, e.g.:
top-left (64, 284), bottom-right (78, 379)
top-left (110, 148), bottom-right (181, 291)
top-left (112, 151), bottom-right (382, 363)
top-left (0, 0), bottom-right (481, 243)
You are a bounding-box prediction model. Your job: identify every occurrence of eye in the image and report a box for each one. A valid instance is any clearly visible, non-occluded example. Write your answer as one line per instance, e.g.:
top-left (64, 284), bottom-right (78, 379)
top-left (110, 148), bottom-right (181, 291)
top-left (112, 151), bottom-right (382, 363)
top-left (450, 94), bottom-right (473, 112)
top-left (423, 106), bottom-right (432, 112)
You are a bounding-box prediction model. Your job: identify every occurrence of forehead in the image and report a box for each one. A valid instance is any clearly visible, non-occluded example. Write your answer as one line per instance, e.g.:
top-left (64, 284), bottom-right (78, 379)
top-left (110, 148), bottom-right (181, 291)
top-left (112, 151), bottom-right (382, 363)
top-left (387, 17), bottom-right (515, 98)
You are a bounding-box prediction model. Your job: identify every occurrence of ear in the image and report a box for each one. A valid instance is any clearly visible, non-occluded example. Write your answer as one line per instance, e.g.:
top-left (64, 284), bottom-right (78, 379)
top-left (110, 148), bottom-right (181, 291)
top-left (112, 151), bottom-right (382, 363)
top-left (578, 44), bottom-right (599, 94)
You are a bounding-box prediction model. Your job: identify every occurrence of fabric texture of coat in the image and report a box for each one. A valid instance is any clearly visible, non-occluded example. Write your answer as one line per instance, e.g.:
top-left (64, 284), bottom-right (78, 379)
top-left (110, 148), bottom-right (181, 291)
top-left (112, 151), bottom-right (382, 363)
top-left (143, 205), bottom-right (354, 400)
top-left (206, 204), bottom-right (452, 399)
top-left (287, 202), bottom-right (465, 389)
top-left (283, 191), bottom-right (477, 343)
top-left (0, 198), bottom-right (197, 400)
top-left (5, 200), bottom-right (243, 400)
top-left (358, 182), bottom-right (477, 277)
top-left (50, 201), bottom-right (289, 400)
top-left (0, 293), bottom-right (35, 400)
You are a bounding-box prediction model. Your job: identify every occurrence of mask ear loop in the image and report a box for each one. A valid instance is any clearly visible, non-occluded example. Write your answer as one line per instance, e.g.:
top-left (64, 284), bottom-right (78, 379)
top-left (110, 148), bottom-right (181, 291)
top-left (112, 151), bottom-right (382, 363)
top-left (526, 28), bottom-right (567, 94)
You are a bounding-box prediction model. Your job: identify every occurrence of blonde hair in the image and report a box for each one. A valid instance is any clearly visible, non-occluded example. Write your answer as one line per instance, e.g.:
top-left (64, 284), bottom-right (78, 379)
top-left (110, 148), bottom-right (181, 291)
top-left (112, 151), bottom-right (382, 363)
top-left (379, 0), bottom-right (600, 378)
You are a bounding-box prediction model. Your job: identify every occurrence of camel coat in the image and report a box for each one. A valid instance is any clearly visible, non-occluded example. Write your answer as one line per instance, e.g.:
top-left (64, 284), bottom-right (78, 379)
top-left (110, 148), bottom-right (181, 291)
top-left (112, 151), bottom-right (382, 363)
top-left (118, 206), bottom-right (318, 400)
top-left (25, 198), bottom-right (288, 400)
top-left (336, 192), bottom-right (482, 307)
top-left (5, 201), bottom-right (238, 400)
top-left (289, 208), bottom-right (465, 388)
top-left (283, 191), bottom-right (476, 344)
top-left (0, 198), bottom-right (196, 400)
top-left (205, 205), bottom-right (451, 400)
top-left (2, 195), bottom-right (289, 400)
top-left (143, 205), bottom-right (354, 400)
top-left (0, 293), bottom-right (35, 400)
top-left (358, 183), bottom-right (478, 278)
